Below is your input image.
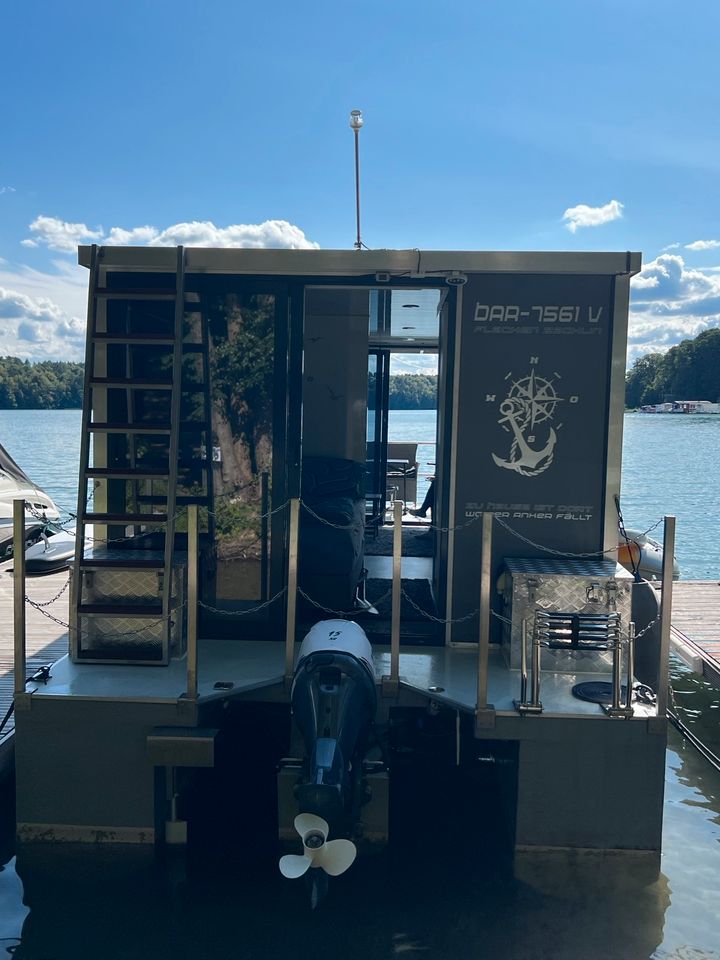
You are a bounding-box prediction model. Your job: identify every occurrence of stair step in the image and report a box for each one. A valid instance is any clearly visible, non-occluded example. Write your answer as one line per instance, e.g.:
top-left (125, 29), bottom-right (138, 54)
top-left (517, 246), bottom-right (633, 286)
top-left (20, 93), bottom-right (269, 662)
top-left (79, 603), bottom-right (163, 617)
top-left (84, 513), bottom-right (168, 524)
top-left (179, 420), bottom-right (211, 432)
top-left (88, 422), bottom-right (172, 434)
top-left (93, 333), bottom-right (176, 345)
top-left (137, 495), bottom-right (210, 506)
top-left (90, 377), bottom-right (173, 390)
top-left (86, 467), bottom-right (170, 479)
top-left (79, 557), bottom-right (165, 570)
top-left (95, 288), bottom-right (176, 300)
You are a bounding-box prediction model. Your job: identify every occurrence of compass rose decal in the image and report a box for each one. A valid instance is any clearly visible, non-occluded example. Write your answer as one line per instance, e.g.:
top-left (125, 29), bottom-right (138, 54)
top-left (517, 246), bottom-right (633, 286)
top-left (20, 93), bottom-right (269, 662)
top-left (490, 363), bottom-right (567, 477)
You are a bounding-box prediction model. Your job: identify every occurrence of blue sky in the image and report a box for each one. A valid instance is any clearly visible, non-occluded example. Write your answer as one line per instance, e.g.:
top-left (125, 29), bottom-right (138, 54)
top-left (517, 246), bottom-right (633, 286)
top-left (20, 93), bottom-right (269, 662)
top-left (1, 0), bottom-right (719, 365)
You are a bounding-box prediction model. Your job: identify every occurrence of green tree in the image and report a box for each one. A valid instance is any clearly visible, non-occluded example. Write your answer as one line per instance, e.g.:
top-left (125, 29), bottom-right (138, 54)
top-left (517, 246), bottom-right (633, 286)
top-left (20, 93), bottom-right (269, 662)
top-left (625, 328), bottom-right (720, 407)
top-left (0, 356), bottom-right (83, 409)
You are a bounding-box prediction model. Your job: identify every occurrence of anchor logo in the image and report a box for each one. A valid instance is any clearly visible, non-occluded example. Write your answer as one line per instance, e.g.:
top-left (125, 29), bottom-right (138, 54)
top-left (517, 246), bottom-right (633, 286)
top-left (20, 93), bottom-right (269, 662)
top-left (490, 367), bottom-right (563, 477)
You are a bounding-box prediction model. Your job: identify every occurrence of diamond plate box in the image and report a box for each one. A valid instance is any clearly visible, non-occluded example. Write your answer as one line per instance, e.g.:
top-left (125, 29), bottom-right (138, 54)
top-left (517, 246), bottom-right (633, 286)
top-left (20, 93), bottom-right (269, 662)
top-left (500, 558), bottom-right (632, 673)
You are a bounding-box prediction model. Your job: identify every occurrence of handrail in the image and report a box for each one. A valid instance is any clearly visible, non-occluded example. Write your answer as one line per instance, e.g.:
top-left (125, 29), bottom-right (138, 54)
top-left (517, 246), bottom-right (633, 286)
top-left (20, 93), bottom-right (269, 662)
top-left (475, 512), bottom-right (495, 729)
top-left (185, 503), bottom-right (199, 701)
top-left (13, 498), bottom-right (27, 697)
top-left (390, 499), bottom-right (403, 684)
top-left (285, 498), bottom-right (300, 683)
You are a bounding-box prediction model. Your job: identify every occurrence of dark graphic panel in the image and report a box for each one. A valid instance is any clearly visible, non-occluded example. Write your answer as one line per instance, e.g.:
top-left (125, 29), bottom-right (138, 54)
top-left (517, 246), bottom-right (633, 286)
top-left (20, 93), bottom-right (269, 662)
top-left (450, 274), bottom-right (615, 639)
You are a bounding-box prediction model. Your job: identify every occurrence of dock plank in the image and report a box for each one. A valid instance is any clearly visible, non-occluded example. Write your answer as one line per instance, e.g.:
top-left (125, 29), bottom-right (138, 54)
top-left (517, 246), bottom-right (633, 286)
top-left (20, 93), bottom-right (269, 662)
top-left (0, 563), bottom-right (70, 744)
top-left (668, 580), bottom-right (720, 682)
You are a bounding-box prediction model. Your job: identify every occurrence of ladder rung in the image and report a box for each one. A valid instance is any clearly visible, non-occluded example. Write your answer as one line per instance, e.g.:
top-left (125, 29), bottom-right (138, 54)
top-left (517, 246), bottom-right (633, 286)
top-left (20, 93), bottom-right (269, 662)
top-left (95, 288), bottom-right (176, 300)
top-left (79, 558), bottom-right (165, 570)
top-left (88, 422), bottom-right (172, 434)
top-left (84, 513), bottom-right (168, 524)
top-left (93, 334), bottom-right (175, 345)
top-left (179, 421), bottom-right (211, 431)
top-left (79, 603), bottom-right (163, 617)
top-left (137, 495), bottom-right (209, 506)
top-left (86, 467), bottom-right (170, 479)
top-left (90, 378), bottom-right (173, 390)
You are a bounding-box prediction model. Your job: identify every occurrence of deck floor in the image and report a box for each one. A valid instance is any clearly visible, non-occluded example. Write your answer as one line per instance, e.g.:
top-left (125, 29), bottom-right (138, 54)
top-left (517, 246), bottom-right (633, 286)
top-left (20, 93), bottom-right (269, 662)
top-left (2, 567), bottom-right (718, 746)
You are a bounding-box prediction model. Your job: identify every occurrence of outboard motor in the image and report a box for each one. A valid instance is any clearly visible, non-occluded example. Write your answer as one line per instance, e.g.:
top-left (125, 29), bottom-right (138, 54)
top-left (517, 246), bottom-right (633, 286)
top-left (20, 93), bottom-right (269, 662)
top-left (291, 619), bottom-right (377, 831)
top-left (279, 620), bottom-right (377, 896)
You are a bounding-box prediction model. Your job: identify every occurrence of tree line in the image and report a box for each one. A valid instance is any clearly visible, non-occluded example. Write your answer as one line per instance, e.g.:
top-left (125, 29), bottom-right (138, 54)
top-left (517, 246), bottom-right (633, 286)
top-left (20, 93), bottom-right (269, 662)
top-left (369, 373), bottom-right (438, 409)
top-left (625, 328), bottom-right (720, 408)
top-left (0, 357), bottom-right (84, 409)
top-left (3, 327), bottom-right (719, 411)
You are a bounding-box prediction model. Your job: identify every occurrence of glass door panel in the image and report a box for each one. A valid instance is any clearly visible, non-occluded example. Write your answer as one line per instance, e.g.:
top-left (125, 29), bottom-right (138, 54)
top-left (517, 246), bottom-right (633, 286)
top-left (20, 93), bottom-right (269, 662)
top-left (199, 284), bottom-right (292, 637)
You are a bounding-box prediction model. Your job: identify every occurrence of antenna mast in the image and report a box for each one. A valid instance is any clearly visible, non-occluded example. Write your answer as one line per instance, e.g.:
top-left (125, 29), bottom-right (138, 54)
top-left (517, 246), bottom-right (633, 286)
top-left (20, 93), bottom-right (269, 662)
top-left (349, 109), bottom-right (364, 250)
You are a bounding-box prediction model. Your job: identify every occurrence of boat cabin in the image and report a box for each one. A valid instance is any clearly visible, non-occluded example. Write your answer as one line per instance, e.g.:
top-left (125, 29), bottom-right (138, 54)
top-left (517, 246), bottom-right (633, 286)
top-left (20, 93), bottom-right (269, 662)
top-left (12, 247), bottom-right (671, 880)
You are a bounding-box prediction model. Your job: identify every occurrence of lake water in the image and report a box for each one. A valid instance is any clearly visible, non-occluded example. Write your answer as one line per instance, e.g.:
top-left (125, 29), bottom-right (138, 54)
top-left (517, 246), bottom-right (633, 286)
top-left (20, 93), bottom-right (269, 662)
top-left (0, 408), bottom-right (719, 958)
top-left (1, 408), bottom-right (718, 579)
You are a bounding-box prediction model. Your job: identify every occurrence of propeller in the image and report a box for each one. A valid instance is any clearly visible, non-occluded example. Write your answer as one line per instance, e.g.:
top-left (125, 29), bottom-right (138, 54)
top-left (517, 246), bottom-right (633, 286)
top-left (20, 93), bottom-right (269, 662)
top-left (279, 813), bottom-right (357, 880)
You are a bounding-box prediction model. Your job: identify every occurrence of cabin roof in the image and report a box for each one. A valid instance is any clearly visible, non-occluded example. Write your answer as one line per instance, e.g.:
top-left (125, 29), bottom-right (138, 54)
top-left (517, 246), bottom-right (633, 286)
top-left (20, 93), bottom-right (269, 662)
top-left (78, 246), bottom-right (642, 278)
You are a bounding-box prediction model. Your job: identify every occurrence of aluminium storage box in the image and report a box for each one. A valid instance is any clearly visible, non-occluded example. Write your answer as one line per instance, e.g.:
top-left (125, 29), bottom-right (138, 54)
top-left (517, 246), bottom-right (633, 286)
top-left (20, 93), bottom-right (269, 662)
top-left (500, 558), bottom-right (633, 673)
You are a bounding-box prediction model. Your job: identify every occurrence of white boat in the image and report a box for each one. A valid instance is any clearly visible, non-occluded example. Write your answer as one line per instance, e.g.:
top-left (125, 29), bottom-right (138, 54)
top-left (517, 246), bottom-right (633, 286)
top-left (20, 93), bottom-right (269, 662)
top-left (24, 522), bottom-right (92, 573)
top-left (0, 441), bottom-right (63, 563)
top-left (0, 443), bottom-right (60, 521)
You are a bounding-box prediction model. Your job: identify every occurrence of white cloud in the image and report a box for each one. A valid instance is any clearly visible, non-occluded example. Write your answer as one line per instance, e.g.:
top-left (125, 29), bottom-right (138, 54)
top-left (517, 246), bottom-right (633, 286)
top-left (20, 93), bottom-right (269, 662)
top-left (22, 215), bottom-right (103, 252)
top-left (684, 239), bottom-right (720, 251)
top-left (562, 199), bottom-right (624, 233)
top-left (1, 212), bottom-right (319, 361)
top-left (0, 259), bottom-right (87, 320)
top-left (23, 216), bottom-right (320, 253)
top-left (630, 254), bottom-right (718, 305)
top-left (628, 253), bottom-right (720, 363)
top-left (0, 186), bottom-right (16, 195)
top-left (0, 286), bottom-right (66, 324)
top-left (0, 283), bottom-right (86, 361)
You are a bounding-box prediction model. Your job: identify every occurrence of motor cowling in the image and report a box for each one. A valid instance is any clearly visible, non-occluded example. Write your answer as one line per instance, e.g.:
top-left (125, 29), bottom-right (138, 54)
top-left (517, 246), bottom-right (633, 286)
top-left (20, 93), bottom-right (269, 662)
top-left (291, 620), bottom-right (377, 833)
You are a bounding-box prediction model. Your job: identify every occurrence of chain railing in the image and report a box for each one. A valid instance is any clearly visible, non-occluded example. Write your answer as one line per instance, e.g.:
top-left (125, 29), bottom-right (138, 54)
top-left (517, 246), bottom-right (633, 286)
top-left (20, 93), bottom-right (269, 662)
top-left (11, 495), bottom-right (676, 725)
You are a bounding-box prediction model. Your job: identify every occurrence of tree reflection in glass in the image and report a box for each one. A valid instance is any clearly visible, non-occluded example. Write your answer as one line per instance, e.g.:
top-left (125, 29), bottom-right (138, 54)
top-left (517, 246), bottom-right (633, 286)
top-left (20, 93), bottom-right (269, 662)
top-left (207, 292), bottom-right (275, 605)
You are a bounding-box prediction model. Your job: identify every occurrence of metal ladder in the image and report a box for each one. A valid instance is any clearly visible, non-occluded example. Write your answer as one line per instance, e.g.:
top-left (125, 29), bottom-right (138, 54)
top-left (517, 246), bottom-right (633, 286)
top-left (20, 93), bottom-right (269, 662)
top-left (71, 245), bottom-right (213, 663)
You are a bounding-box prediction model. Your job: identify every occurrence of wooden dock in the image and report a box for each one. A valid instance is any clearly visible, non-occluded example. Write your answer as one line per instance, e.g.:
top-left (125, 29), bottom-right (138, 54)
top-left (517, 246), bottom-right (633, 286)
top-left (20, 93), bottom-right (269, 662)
top-left (1, 570), bottom-right (719, 757)
top-left (0, 563), bottom-right (69, 753)
top-left (669, 580), bottom-right (720, 684)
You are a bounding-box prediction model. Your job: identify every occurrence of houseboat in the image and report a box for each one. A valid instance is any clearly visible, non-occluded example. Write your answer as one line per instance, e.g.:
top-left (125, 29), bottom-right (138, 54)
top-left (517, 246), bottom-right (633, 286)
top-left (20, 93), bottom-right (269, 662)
top-left (11, 247), bottom-right (674, 895)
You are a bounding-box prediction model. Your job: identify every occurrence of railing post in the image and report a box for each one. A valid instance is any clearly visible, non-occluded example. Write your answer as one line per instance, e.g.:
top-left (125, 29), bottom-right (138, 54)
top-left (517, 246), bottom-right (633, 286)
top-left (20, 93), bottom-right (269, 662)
top-left (475, 512), bottom-right (495, 731)
top-left (656, 515), bottom-right (676, 719)
top-left (611, 626), bottom-right (623, 713)
top-left (626, 621), bottom-right (636, 711)
top-left (519, 618), bottom-right (528, 704)
top-left (13, 499), bottom-right (27, 697)
top-left (186, 503), bottom-right (199, 701)
top-left (382, 499), bottom-right (403, 696)
top-left (530, 620), bottom-right (542, 707)
top-left (285, 498), bottom-right (300, 684)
